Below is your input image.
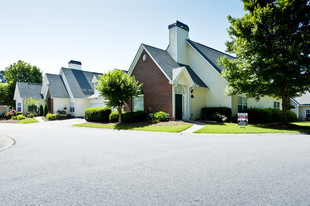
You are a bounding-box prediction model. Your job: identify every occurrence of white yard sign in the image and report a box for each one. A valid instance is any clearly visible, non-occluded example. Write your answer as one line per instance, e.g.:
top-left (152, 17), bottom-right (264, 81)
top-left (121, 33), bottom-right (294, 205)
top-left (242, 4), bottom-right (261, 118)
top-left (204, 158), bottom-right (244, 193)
top-left (238, 113), bottom-right (248, 126)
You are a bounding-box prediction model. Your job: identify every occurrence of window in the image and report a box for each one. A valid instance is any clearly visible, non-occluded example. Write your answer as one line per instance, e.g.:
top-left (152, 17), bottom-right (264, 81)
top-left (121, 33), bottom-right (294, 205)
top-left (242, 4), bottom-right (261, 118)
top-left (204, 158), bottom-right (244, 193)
top-left (133, 95), bottom-right (144, 112)
top-left (70, 103), bottom-right (75, 113)
top-left (274, 101), bottom-right (280, 110)
top-left (28, 106), bottom-right (34, 112)
top-left (238, 96), bottom-right (247, 112)
top-left (17, 103), bottom-right (21, 112)
top-left (306, 109), bottom-right (310, 118)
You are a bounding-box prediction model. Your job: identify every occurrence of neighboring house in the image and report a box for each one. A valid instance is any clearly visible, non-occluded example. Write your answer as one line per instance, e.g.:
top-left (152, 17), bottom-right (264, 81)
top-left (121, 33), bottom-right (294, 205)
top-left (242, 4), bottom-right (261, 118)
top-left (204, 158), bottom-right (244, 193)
top-left (290, 92), bottom-right (310, 120)
top-left (14, 60), bottom-right (106, 117)
top-left (13, 82), bottom-right (45, 113)
top-left (0, 105), bottom-right (9, 116)
top-left (127, 21), bottom-right (282, 120)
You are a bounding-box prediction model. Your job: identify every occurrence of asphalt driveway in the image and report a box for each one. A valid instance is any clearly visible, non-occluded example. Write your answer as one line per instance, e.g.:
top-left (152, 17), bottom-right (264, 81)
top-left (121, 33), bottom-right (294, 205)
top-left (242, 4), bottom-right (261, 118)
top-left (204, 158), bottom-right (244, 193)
top-left (1, 119), bottom-right (310, 205)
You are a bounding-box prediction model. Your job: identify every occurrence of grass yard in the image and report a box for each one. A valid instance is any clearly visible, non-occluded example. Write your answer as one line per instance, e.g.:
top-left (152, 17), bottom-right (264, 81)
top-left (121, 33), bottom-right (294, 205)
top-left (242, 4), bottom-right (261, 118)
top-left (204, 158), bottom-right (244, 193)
top-left (74, 123), bottom-right (192, 133)
top-left (194, 122), bottom-right (310, 134)
top-left (15, 118), bottom-right (39, 124)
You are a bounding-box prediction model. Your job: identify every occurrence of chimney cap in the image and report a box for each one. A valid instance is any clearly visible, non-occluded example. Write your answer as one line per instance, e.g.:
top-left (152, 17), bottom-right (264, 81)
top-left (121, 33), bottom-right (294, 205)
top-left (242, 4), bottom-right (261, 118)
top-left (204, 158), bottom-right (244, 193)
top-left (68, 60), bottom-right (82, 65)
top-left (168, 20), bottom-right (189, 31)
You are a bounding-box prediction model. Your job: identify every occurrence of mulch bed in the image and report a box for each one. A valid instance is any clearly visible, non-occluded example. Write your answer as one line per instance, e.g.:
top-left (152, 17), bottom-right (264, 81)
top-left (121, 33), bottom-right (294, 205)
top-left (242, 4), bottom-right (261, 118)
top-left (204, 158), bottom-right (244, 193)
top-left (85, 120), bottom-right (190, 127)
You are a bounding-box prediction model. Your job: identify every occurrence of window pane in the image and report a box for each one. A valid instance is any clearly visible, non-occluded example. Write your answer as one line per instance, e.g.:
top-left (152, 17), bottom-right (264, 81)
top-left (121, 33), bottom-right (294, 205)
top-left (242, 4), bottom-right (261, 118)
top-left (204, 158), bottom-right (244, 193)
top-left (133, 95), bottom-right (144, 112)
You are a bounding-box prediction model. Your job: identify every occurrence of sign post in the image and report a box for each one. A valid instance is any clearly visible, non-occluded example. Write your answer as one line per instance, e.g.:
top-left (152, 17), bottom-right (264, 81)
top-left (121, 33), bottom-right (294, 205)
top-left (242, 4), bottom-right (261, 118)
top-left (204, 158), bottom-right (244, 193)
top-left (238, 113), bottom-right (248, 127)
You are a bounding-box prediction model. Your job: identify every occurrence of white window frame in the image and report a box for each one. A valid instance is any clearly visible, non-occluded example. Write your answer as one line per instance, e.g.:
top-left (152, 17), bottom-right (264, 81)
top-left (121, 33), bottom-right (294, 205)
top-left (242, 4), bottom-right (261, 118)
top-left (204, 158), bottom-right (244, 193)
top-left (70, 103), bottom-right (75, 113)
top-left (274, 101), bottom-right (280, 110)
top-left (133, 95), bottom-right (144, 112)
top-left (238, 96), bottom-right (247, 112)
top-left (17, 103), bottom-right (22, 112)
top-left (306, 109), bottom-right (310, 118)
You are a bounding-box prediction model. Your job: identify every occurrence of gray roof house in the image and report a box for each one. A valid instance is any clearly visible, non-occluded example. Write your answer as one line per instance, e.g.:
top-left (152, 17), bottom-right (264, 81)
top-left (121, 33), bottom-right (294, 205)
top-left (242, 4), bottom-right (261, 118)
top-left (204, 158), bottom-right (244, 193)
top-left (14, 60), bottom-right (106, 116)
top-left (127, 20), bottom-right (283, 120)
top-left (290, 92), bottom-right (310, 120)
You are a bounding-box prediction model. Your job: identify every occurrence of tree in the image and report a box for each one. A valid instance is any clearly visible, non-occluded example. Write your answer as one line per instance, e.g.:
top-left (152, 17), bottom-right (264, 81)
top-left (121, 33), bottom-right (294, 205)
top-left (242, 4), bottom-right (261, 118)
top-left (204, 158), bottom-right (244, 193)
top-left (219, 0), bottom-right (310, 124)
top-left (25, 98), bottom-right (38, 113)
top-left (43, 104), bottom-right (48, 117)
top-left (4, 60), bottom-right (43, 106)
top-left (39, 104), bottom-right (43, 116)
top-left (0, 71), bottom-right (5, 83)
top-left (95, 70), bottom-right (143, 123)
top-left (0, 83), bottom-right (10, 105)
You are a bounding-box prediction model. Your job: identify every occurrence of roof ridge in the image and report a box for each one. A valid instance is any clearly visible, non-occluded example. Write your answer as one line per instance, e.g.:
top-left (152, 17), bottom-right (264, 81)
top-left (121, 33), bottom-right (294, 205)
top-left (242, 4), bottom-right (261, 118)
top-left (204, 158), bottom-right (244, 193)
top-left (17, 82), bottom-right (42, 85)
top-left (187, 39), bottom-right (235, 58)
top-left (61, 67), bottom-right (103, 75)
top-left (142, 43), bottom-right (166, 52)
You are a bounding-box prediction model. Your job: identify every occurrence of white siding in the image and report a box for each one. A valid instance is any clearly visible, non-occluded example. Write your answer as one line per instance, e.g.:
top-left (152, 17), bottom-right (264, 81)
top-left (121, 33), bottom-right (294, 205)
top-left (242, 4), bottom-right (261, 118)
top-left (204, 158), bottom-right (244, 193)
top-left (299, 106), bottom-right (310, 121)
top-left (53, 98), bottom-right (70, 114)
top-left (247, 96), bottom-right (282, 110)
top-left (190, 87), bottom-right (207, 120)
top-left (89, 98), bottom-right (106, 108)
top-left (187, 45), bottom-right (231, 108)
top-left (75, 99), bottom-right (90, 117)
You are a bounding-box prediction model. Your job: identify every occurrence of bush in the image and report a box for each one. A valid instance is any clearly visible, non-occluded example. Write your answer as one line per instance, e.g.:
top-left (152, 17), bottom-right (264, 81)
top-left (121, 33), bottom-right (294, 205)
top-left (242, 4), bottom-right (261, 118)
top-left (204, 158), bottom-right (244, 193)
top-left (39, 104), bottom-right (43, 116)
top-left (201, 107), bottom-right (231, 122)
top-left (46, 113), bottom-right (59, 120)
top-left (245, 108), bottom-right (273, 123)
top-left (84, 107), bottom-right (111, 122)
top-left (266, 108), bottom-right (282, 122)
top-left (123, 111), bottom-right (148, 123)
top-left (16, 115), bottom-right (26, 120)
top-left (43, 104), bottom-right (48, 117)
top-left (16, 112), bottom-right (23, 116)
top-left (109, 111), bottom-right (126, 123)
top-left (11, 116), bottom-right (17, 120)
top-left (4, 110), bottom-right (16, 119)
top-left (149, 111), bottom-right (170, 123)
top-left (27, 113), bottom-right (36, 118)
top-left (287, 110), bottom-right (298, 122)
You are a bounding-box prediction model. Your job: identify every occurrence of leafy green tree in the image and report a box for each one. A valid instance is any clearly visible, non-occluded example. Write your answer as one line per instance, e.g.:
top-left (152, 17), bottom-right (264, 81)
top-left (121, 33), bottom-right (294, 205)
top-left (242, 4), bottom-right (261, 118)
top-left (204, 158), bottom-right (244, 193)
top-left (25, 97), bottom-right (38, 113)
top-left (4, 60), bottom-right (43, 106)
top-left (0, 83), bottom-right (10, 105)
top-left (95, 70), bottom-right (143, 123)
top-left (39, 104), bottom-right (44, 116)
top-left (219, 0), bottom-right (310, 124)
top-left (43, 104), bottom-right (49, 117)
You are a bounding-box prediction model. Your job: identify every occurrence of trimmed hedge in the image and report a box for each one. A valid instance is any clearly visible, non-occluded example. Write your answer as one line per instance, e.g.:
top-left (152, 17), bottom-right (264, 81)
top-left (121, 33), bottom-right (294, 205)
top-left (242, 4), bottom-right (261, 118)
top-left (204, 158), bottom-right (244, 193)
top-left (46, 113), bottom-right (59, 120)
top-left (123, 111), bottom-right (148, 123)
top-left (201, 107), bottom-right (231, 122)
top-left (148, 111), bottom-right (170, 123)
top-left (84, 107), bottom-right (111, 122)
top-left (245, 108), bottom-right (298, 123)
top-left (109, 111), bottom-right (126, 123)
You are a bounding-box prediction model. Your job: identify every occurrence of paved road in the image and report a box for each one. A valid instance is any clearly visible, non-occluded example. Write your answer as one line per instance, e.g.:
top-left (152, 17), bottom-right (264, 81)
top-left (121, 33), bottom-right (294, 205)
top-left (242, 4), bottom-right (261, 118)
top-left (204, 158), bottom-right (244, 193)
top-left (1, 120), bottom-right (310, 205)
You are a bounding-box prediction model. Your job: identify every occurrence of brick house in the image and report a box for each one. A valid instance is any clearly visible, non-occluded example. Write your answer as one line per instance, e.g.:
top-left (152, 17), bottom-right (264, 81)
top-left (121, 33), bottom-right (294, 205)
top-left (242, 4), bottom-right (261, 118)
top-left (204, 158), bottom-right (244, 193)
top-left (127, 21), bottom-right (283, 120)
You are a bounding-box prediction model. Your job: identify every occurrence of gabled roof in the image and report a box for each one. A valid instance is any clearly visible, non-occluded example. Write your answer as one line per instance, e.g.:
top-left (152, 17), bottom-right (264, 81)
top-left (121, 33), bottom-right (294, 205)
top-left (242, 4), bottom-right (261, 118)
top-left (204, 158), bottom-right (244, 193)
top-left (45, 74), bottom-right (70, 98)
top-left (16, 82), bottom-right (43, 99)
top-left (292, 92), bottom-right (310, 106)
top-left (61, 68), bottom-right (102, 98)
top-left (142, 44), bottom-right (208, 88)
top-left (187, 40), bottom-right (235, 73)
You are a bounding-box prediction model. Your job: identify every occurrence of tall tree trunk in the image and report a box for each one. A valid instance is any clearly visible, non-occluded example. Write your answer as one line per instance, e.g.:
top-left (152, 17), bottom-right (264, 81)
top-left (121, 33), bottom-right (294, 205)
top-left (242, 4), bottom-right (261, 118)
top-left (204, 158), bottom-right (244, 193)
top-left (117, 106), bottom-right (122, 123)
top-left (281, 96), bottom-right (289, 125)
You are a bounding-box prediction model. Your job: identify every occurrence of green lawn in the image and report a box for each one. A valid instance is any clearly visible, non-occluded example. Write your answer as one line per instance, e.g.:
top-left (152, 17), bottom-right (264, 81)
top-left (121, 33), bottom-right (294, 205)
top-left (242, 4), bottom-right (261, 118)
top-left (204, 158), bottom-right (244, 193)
top-left (74, 123), bottom-right (193, 133)
top-left (15, 118), bottom-right (39, 124)
top-left (194, 122), bottom-right (310, 134)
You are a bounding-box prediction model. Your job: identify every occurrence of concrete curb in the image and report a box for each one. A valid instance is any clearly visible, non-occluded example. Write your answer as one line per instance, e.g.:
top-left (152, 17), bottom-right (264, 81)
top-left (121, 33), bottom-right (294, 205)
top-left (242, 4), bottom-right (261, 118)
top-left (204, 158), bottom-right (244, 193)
top-left (0, 135), bottom-right (15, 152)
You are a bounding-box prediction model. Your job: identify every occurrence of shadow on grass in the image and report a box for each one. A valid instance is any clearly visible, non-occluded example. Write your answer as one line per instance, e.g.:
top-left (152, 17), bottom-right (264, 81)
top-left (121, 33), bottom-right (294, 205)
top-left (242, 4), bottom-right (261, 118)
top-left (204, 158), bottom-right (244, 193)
top-left (109, 121), bottom-right (155, 130)
top-left (251, 122), bottom-right (310, 134)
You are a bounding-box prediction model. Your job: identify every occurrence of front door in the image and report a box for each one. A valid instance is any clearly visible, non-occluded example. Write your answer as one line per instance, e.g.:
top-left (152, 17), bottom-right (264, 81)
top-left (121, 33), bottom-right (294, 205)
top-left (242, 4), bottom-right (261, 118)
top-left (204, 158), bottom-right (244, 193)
top-left (175, 94), bottom-right (182, 120)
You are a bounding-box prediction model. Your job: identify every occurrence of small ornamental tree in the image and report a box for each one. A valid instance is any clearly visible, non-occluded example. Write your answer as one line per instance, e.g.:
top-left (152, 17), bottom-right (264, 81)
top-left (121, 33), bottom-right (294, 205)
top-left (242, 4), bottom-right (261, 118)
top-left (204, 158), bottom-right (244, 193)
top-left (95, 70), bottom-right (143, 123)
top-left (39, 104), bottom-right (43, 116)
top-left (25, 97), bottom-right (38, 113)
top-left (43, 104), bottom-right (49, 117)
top-left (219, 0), bottom-right (310, 125)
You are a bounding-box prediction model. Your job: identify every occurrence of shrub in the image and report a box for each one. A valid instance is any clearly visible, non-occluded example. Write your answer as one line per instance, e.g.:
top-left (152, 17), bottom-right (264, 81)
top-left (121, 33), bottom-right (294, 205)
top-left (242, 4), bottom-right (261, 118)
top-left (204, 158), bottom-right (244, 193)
top-left (245, 108), bottom-right (273, 123)
top-left (43, 104), bottom-right (48, 117)
top-left (109, 111), bottom-right (126, 123)
top-left (11, 116), bottom-right (17, 120)
top-left (266, 108), bottom-right (282, 122)
top-left (4, 110), bottom-right (16, 119)
top-left (27, 113), bottom-right (35, 118)
top-left (16, 112), bottom-right (23, 116)
top-left (39, 104), bottom-right (43, 116)
top-left (16, 115), bottom-right (26, 120)
top-left (46, 113), bottom-right (59, 120)
top-left (84, 107), bottom-right (111, 122)
top-left (149, 111), bottom-right (170, 123)
top-left (123, 111), bottom-right (148, 123)
top-left (201, 107), bottom-right (231, 122)
top-left (287, 110), bottom-right (298, 122)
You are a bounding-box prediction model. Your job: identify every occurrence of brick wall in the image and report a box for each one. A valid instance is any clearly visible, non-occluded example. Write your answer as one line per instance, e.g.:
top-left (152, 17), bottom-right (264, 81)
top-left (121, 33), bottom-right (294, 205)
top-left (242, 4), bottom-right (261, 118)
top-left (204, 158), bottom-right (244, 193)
top-left (128, 50), bottom-right (173, 117)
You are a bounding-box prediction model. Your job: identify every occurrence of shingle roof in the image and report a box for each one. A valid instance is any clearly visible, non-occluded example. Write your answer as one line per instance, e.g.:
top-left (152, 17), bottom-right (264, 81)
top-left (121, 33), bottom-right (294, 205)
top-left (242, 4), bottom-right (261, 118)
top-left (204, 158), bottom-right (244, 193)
top-left (292, 92), bottom-right (310, 105)
top-left (16, 82), bottom-right (43, 99)
top-left (61, 68), bottom-right (102, 98)
top-left (45, 73), bottom-right (70, 98)
top-left (143, 44), bottom-right (208, 88)
top-left (187, 40), bottom-right (235, 73)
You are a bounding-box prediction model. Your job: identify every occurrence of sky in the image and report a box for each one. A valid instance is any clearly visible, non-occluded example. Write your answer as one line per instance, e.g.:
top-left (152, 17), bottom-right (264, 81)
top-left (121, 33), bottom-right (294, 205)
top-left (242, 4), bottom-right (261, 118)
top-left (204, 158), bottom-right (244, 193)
top-left (0, 0), bottom-right (245, 75)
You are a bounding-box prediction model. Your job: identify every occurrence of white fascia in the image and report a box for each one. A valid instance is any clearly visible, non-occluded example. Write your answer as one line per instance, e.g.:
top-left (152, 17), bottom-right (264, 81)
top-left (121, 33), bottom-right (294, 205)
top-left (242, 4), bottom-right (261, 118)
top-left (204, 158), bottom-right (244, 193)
top-left (59, 68), bottom-right (75, 101)
top-left (13, 85), bottom-right (19, 100)
top-left (186, 41), bottom-right (228, 84)
top-left (127, 44), bottom-right (171, 82)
